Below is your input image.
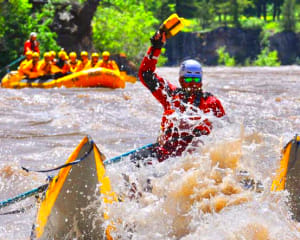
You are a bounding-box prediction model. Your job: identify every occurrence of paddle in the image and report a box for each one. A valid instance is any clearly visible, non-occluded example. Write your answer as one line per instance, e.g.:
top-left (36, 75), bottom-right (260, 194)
top-left (0, 184), bottom-right (48, 210)
top-left (0, 140), bottom-right (154, 214)
top-left (103, 143), bottom-right (157, 166)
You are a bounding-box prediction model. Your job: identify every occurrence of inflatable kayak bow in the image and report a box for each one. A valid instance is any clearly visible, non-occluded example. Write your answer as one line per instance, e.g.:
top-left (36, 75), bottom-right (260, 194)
top-left (271, 134), bottom-right (300, 191)
top-left (271, 134), bottom-right (300, 221)
top-left (32, 136), bottom-right (117, 239)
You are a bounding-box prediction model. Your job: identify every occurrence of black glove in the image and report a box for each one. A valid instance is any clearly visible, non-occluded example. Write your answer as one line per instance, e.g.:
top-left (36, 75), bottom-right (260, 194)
top-left (150, 30), bottom-right (165, 49)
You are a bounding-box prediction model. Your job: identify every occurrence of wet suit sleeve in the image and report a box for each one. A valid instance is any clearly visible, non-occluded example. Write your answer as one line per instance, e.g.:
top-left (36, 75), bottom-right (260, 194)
top-left (139, 46), bottom-right (176, 108)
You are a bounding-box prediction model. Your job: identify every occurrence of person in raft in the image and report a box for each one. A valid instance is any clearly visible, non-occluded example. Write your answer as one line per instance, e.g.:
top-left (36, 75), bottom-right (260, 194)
top-left (133, 30), bottom-right (225, 165)
top-left (23, 32), bottom-right (40, 55)
top-left (98, 51), bottom-right (120, 72)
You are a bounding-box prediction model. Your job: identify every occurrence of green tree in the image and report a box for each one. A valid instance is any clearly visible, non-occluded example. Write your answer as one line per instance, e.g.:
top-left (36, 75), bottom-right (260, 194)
top-left (175, 0), bottom-right (198, 18)
top-left (0, 0), bottom-right (59, 70)
top-left (141, 0), bottom-right (175, 23)
top-left (213, 0), bottom-right (231, 24)
top-left (230, 0), bottom-right (253, 27)
top-left (196, 0), bottom-right (214, 29)
top-left (216, 46), bottom-right (236, 66)
top-left (0, 0), bottom-right (33, 68)
top-left (92, 0), bottom-right (159, 64)
top-left (281, 0), bottom-right (296, 31)
top-left (28, 4), bottom-right (60, 54)
top-left (272, 0), bottom-right (284, 20)
top-left (253, 0), bottom-right (267, 20)
top-left (254, 47), bottom-right (280, 66)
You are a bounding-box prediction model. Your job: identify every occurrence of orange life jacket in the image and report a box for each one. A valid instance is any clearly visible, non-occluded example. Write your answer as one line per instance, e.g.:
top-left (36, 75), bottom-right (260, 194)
top-left (98, 60), bottom-right (119, 71)
top-left (69, 60), bottom-right (82, 72)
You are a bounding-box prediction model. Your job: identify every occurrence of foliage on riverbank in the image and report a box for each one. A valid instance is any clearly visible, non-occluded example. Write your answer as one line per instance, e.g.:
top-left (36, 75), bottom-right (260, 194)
top-left (0, 0), bottom-right (299, 70)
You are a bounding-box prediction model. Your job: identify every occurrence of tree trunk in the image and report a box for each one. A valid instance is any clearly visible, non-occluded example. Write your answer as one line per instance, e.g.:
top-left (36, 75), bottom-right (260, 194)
top-left (78, 0), bottom-right (100, 37)
top-left (273, 0), bottom-right (277, 20)
top-left (232, 0), bottom-right (240, 27)
top-left (263, 0), bottom-right (267, 21)
top-left (52, 0), bottom-right (100, 53)
top-left (256, 1), bottom-right (261, 18)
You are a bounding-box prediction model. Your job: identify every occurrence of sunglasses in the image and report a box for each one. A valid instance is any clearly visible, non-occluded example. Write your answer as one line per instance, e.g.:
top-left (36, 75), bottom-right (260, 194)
top-left (184, 77), bottom-right (202, 83)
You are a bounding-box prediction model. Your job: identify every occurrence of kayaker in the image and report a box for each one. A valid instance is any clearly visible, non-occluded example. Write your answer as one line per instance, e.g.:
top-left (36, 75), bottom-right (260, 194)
top-left (23, 32), bottom-right (40, 55)
top-left (98, 51), bottom-right (120, 72)
top-left (134, 31), bottom-right (225, 164)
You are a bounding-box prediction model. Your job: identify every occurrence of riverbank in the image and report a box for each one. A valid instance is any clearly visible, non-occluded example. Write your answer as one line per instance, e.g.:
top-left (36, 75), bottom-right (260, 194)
top-left (165, 27), bottom-right (300, 66)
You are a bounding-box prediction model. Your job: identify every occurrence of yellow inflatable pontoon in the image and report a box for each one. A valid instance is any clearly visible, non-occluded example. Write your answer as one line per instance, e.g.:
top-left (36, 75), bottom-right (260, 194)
top-left (1, 68), bottom-right (136, 89)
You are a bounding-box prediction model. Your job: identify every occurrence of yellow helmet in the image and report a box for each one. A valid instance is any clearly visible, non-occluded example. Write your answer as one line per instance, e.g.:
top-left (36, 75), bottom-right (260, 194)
top-left (50, 50), bottom-right (56, 57)
top-left (58, 50), bottom-right (67, 58)
top-left (43, 52), bottom-right (51, 58)
top-left (102, 51), bottom-right (110, 57)
top-left (91, 52), bottom-right (99, 58)
top-left (32, 52), bottom-right (39, 58)
top-left (69, 52), bottom-right (77, 58)
top-left (25, 50), bottom-right (33, 56)
top-left (80, 51), bottom-right (88, 56)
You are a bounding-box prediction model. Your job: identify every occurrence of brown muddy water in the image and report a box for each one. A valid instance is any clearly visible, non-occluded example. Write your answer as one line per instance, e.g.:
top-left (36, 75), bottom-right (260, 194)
top-left (0, 66), bottom-right (300, 239)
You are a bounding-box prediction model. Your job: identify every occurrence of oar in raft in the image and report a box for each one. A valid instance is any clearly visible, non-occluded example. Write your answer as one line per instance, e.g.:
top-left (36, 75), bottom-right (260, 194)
top-left (103, 142), bottom-right (157, 166)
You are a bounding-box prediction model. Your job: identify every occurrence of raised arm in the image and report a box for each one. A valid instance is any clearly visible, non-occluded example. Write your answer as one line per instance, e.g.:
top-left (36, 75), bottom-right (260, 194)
top-left (138, 32), bottom-right (178, 107)
top-left (138, 31), bottom-right (166, 89)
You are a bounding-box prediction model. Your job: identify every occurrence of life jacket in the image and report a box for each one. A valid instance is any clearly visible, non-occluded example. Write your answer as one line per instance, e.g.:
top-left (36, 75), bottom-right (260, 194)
top-left (77, 60), bottom-right (91, 71)
top-left (55, 59), bottom-right (70, 74)
top-left (18, 59), bottom-right (30, 75)
top-left (22, 60), bottom-right (40, 78)
top-left (69, 60), bottom-right (81, 72)
top-left (98, 60), bottom-right (119, 71)
top-left (38, 60), bottom-right (52, 75)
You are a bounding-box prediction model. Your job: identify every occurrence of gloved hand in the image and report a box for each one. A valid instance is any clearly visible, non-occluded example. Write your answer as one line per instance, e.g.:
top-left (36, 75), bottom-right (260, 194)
top-left (192, 128), bottom-right (208, 137)
top-left (150, 30), bottom-right (166, 49)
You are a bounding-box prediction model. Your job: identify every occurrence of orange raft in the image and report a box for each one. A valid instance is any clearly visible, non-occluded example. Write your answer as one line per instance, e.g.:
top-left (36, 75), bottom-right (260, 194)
top-left (1, 67), bottom-right (136, 89)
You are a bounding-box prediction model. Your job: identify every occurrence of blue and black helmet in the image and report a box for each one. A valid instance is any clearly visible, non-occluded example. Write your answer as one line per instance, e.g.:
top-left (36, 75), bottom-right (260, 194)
top-left (179, 59), bottom-right (202, 78)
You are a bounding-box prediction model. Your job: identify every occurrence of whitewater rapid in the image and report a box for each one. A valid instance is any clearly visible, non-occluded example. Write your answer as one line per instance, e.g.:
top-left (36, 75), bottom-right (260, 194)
top-left (0, 66), bottom-right (299, 239)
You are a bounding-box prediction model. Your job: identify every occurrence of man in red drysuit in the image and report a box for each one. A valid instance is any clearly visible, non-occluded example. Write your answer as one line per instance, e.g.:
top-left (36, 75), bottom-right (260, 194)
top-left (23, 32), bottom-right (40, 55)
top-left (134, 31), bottom-right (225, 164)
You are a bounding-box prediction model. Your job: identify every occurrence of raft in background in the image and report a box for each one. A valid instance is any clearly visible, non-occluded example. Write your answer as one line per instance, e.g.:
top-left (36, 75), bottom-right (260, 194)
top-left (33, 136), bottom-right (117, 239)
top-left (271, 134), bottom-right (300, 221)
top-left (1, 67), bottom-right (136, 89)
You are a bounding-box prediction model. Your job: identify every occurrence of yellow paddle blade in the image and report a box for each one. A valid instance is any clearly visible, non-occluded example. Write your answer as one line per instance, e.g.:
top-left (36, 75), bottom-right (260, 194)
top-left (160, 13), bottom-right (189, 39)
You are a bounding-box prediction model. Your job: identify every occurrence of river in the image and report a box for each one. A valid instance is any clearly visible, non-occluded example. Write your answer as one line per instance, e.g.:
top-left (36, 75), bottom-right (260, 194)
top-left (0, 66), bottom-right (300, 239)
